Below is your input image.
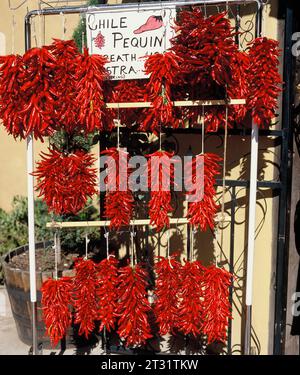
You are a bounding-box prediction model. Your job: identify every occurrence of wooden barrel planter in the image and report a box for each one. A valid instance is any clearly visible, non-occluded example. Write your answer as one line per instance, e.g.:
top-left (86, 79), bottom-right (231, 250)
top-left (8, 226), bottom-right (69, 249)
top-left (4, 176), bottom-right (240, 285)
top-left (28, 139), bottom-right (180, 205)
top-left (1, 242), bottom-right (75, 349)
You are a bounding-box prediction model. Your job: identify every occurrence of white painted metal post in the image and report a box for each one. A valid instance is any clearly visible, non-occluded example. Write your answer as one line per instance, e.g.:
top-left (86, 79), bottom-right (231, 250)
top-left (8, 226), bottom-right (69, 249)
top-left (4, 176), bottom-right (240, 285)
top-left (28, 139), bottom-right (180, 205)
top-left (244, 122), bottom-right (259, 354)
top-left (25, 16), bottom-right (38, 355)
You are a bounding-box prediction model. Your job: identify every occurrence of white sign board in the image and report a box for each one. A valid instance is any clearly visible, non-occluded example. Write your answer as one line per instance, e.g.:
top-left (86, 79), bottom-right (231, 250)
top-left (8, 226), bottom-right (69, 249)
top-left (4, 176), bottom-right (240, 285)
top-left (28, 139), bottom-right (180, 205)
top-left (86, 5), bottom-right (176, 80)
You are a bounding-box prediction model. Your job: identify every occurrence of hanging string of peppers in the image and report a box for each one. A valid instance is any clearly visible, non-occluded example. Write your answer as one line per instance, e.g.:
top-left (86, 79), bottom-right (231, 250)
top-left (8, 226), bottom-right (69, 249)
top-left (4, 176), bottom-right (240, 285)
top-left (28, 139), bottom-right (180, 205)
top-left (96, 256), bottom-right (119, 333)
top-left (101, 147), bottom-right (134, 230)
top-left (147, 150), bottom-right (176, 232)
top-left (41, 276), bottom-right (73, 347)
top-left (154, 255), bottom-right (182, 335)
top-left (246, 37), bottom-right (282, 127)
top-left (72, 258), bottom-right (99, 338)
top-left (116, 264), bottom-right (153, 347)
top-left (187, 153), bottom-right (222, 231)
top-left (33, 148), bottom-right (97, 215)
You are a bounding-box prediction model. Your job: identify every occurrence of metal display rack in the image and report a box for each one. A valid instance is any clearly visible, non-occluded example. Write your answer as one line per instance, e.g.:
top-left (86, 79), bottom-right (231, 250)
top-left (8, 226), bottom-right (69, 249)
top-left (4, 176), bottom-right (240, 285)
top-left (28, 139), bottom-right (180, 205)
top-left (22, 0), bottom-right (294, 356)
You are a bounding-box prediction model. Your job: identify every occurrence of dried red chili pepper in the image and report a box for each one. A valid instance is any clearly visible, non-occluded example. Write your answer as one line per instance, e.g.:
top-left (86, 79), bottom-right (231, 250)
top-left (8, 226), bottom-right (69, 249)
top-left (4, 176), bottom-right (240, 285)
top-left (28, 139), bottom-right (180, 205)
top-left (246, 37), bottom-right (282, 127)
top-left (186, 153), bottom-right (222, 231)
top-left (96, 256), bottom-right (119, 333)
top-left (75, 48), bottom-right (109, 132)
top-left (47, 39), bottom-right (81, 133)
top-left (73, 258), bottom-right (99, 339)
top-left (41, 276), bottom-right (73, 347)
top-left (34, 148), bottom-right (97, 215)
top-left (116, 264), bottom-right (152, 347)
top-left (101, 148), bottom-right (134, 230)
top-left (112, 79), bottom-right (146, 127)
top-left (147, 150), bottom-right (176, 232)
top-left (140, 52), bottom-right (182, 133)
top-left (0, 47), bottom-right (58, 140)
top-left (176, 260), bottom-right (206, 337)
top-left (154, 255), bottom-right (182, 335)
top-left (202, 265), bottom-right (233, 344)
top-left (171, 9), bottom-right (237, 88)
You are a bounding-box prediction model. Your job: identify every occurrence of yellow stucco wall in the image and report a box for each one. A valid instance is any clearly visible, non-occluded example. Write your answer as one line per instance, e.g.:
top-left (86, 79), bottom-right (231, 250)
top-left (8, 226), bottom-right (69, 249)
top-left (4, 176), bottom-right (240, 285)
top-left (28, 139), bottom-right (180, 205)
top-left (0, 0), bottom-right (284, 354)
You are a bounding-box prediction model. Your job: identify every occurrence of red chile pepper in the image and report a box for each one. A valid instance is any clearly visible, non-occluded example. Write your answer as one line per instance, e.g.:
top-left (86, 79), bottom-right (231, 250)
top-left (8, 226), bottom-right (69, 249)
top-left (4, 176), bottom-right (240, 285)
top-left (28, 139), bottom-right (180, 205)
top-left (75, 48), bottom-right (109, 132)
top-left (73, 258), bottom-right (99, 339)
top-left (111, 79), bottom-right (146, 127)
top-left (201, 265), bottom-right (233, 344)
top-left (96, 256), bottom-right (119, 333)
top-left (140, 52), bottom-right (183, 134)
top-left (186, 153), bottom-right (222, 231)
top-left (41, 276), bottom-right (73, 347)
top-left (116, 264), bottom-right (152, 347)
top-left (147, 150), bottom-right (177, 232)
top-left (246, 37), bottom-right (282, 127)
top-left (33, 148), bottom-right (97, 215)
top-left (154, 255), bottom-right (182, 336)
top-left (176, 260), bottom-right (206, 337)
top-left (47, 39), bottom-right (81, 133)
top-left (101, 148), bottom-right (134, 230)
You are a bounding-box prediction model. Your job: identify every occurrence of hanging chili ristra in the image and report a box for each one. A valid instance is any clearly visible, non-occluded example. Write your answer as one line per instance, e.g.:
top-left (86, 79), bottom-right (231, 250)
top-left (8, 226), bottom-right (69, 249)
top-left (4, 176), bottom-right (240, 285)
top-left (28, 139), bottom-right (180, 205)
top-left (147, 150), bottom-right (177, 232)
top-left (246, 37), bottom-right (282, 127)
top-left (112, 79), bottom-right (146, 127)
top-left (96, 256), bottom-right (119, 333)
top-left (186, 153), bottom-right (222, 231)
top-left (101, 147), bottom-right (134, 230)
top-left (41, 277), bottom-right (73, 347)
top-left (154, 255), bottom-right (182, 335)
top-left (202, 265), bottom-right (233, 344)
top-left (73, 258), bottom-right (99, 339)
top-left (116, 264), bottom-right (152, 347)
top-left (140, 52), bottom-right (182, 133)
top-left (47, 39), bottom-right (81, 133)
top-left (75, 48), bottom-right (109, 132)
top-left (34, 148), bottom-right (97, 215)
top-left (176, 260), bottom-right (206, 337)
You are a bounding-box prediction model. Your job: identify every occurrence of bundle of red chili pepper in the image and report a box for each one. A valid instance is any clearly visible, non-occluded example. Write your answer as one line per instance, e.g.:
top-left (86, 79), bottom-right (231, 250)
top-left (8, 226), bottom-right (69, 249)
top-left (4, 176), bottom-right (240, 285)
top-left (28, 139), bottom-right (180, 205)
top-left (202, 265), bottom-right (233, 344)
top-left (140, 52), bottom-right (182, 133)
top-left (75, 48), bottom-right (109, 132)
top-left (246, 37), bottom-right (282, 127)
top-left (73, 258), bottom-right (99, 339)
top-left (101, 147), bottom-right (134, 230)
top-left (116, 264), bottom-right (152, 347)
top-left (41, 276), bottom-right (73, 347)
top-left (0, 47), bottom-right (58, 140)
top-left (34, 148), bottom-right (97, 215)
top-left (112, 80), bottom-right (146, 127)
top-left (187, 153), bottom-right (222, 231)
top-left (171, 10), bottom-right (237, 88)
top-left (96, 256), bottom-right (119, 333)
top-left (47, 39), bottom-right (81, 133)
top-left (154, 255), bottom-right (182, 335)
top-left (147, 150), bottom-right (176, 232)
top-left (176, 260), bottom-right (205, 337)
